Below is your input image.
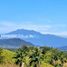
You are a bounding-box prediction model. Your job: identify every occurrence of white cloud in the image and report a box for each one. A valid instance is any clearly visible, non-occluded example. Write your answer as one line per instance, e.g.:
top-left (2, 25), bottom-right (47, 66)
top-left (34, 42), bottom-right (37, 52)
top-left (51, 32), bottom-right (67, 37)
top-left (0, 21), bottom-right (51, 33)
top-left (0, 21), bottom-right (67, 37)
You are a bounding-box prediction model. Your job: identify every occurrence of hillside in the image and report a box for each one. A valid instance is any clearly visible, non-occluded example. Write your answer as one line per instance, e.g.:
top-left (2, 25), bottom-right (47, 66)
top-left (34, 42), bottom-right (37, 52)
top-left (1, 29), bottom-right (67, 48)
top-left (0, 38), bottom-right (33, 48)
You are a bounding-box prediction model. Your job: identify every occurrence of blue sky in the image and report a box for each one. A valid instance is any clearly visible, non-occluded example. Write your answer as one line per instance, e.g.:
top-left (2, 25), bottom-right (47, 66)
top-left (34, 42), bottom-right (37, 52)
top-left (0, 0), bottom-right (67, 37)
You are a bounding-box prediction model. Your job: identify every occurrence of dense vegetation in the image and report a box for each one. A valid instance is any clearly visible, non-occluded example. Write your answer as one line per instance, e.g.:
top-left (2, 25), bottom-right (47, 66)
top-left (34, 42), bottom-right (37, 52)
top-left (0, 46), bottom-right (67, 67)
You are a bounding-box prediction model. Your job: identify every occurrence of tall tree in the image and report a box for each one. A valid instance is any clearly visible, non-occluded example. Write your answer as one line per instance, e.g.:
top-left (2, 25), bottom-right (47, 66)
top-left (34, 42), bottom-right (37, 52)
top-left (29, 47), bottom-right (43, 67)
top-left (14, 46), bottom-right (30, 67)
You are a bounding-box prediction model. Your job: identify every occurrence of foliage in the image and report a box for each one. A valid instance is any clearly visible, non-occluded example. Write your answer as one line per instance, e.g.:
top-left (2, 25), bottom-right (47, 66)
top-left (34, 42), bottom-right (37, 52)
top-left (1, 49), bottom-right (15, 63)
top-left (0, 46), bottom-right (67, 67)
top-left (0, 48), bottom-right (4, 63)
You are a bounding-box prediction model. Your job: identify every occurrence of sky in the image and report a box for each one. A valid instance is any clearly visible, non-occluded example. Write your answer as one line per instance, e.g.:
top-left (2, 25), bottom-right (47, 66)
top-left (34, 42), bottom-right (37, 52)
top-left (0, 0), bottom-right (67, 37)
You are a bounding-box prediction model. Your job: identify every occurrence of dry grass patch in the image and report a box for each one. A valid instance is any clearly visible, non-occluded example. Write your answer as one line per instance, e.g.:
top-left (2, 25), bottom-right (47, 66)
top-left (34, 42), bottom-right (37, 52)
top-left (0, 63), bottom-right (18, 67)
top-left (63, 63), bottom-right (67, 67)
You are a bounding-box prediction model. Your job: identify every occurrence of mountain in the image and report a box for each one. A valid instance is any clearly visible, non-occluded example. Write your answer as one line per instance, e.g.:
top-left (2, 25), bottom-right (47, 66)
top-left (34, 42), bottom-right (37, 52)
top-left (0, 38), bottom-right (33, 48)
top-left (6, 29), bottom-right (41, 36)
top-left (1, 29), bottom-right (67, 48)
top-left (59, 46), bottom-right (67, 51)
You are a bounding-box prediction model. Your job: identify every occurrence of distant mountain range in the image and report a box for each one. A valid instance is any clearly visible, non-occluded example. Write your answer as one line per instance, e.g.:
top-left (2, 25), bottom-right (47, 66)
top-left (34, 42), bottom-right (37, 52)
top-left (59, 46), bottom-right (67, 51)
top-left (0, 38), bottom-right (33, 48)
top-left (0, 29), bottom-right (67, 50)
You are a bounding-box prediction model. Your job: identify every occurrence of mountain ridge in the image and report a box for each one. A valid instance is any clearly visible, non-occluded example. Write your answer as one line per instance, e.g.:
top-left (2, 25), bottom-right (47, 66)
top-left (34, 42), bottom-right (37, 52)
top-left (0, 38), bottom-right (33, 48)
top-left (1, 29), bottom-right (67, 49)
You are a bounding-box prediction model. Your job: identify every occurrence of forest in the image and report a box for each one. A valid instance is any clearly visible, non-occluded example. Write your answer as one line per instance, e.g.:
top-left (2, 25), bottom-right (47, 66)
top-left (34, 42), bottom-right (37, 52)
top-left (0, 46), bottom-right (67, 67)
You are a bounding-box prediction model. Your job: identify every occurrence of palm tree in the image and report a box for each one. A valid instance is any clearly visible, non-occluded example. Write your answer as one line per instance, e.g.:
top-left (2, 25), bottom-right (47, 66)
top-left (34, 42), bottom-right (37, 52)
top-left (40, 46), bottom-right (51, 54)
top-left (14, 46), bottom-right (30, 67)
top-left (50, 49), bottom-right (63, 67)
top-left (29, 47), bottom-right (42, 67)
top-left (14, 49), bottom-right (24, 67)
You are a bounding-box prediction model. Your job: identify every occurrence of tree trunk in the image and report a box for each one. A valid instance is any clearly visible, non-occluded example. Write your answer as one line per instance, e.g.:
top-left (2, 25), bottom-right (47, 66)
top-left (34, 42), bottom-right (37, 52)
top-left (34, 64), bottom-right (37, 67)
top-left (38, 62), bottom-right (40, 67)
top-left (19, 62), bottom-right (24, 67)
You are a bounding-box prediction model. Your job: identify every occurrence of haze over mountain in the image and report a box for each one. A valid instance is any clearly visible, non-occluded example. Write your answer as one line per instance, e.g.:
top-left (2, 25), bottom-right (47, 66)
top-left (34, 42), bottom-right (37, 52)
top-left (59, 46), bottom-right (67, 51)
top-left (0, 29), bottom-right (67, 48)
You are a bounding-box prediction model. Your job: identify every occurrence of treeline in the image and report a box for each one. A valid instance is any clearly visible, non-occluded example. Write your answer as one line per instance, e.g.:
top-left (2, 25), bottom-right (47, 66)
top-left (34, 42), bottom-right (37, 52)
top-left (0, 46), bottom-right (67, 67)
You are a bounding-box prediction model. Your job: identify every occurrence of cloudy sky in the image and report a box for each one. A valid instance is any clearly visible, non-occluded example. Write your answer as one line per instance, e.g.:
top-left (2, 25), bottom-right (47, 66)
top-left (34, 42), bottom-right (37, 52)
top-left (0, 0), bottom-right (67, 37)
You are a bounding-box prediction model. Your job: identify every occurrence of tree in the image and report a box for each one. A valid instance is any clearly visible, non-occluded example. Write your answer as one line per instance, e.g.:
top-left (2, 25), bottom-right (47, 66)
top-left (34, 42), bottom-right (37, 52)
top-left (14, 46), bottom-right (30, 67)
top-left (29, 47), bottom-right (43, 67)
top-left (49, 49), bottom-right (64, 67)
top-left (40, 46), bottom-right (51, 54)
